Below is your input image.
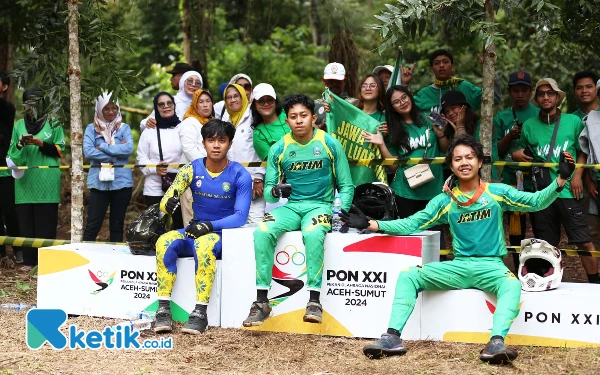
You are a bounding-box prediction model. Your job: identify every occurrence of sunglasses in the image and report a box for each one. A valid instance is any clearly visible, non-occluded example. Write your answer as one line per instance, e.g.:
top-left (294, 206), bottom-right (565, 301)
top-left (185, 78), bottom-right (202, 87)
top-left (239, 83), bottom-right (252, 90)
top-left (536, 90), bottom-right (557, 98)
top-left (257, 97), bottom-right (275, 106)
top-left (157, 100), bottom-right (174, 109)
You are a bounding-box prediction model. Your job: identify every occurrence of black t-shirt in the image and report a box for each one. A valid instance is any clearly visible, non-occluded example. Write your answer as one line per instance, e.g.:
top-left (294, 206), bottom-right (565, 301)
top-left (0, 97), bottom-right (16, 164)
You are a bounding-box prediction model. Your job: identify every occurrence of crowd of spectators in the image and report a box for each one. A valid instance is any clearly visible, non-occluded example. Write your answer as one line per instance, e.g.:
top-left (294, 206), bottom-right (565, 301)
top-left (0, 48), bottom-right (599, 283)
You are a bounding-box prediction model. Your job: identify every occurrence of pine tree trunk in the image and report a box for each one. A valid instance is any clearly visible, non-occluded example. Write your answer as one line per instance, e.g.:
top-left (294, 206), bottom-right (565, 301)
top-left (309, 0), bottom-right (321, 46)
top-left (67, 0), bottom-right (83, 242)
top-left (182, 0), bottom-right (192, 63)
top-left (480, 0), bottom-right (496, 182)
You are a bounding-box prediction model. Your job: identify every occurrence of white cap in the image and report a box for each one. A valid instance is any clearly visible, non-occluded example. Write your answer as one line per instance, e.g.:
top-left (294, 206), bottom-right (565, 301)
top-left (323, 62), bottom-right (346, 80)
top-left (253, 83), bottom-right (276, 101)
top-left (5, 158), bottom-right (23, 179)
top-left (373, 65), bottom-right (394, 75)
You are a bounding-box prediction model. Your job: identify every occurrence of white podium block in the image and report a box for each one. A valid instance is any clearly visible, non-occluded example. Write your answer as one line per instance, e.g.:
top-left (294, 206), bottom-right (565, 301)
top-left (36, 243), bottom-right (221, 325)
top-left (221, 228), bottom-right (440, 339)
top-left (421, 283), bottom-right (600, 347)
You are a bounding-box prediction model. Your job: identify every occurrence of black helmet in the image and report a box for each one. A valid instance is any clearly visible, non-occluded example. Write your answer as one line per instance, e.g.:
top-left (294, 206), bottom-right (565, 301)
top-left (353, 182), bottom-right (397, 221)
top-left (126, 204), bottom-right (167, 256)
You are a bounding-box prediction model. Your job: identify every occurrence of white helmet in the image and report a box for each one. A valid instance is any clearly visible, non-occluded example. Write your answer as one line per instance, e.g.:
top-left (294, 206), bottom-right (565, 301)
top-left (518, 238), bottom-right (563, 292)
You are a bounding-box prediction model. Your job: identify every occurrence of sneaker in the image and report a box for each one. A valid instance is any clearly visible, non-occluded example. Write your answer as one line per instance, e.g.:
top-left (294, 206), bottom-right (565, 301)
top-left (153, 306), bottom-right (172, 333)
top-left (181, 308), bottom-right (208, 335)
top-left (14, 251), bottom-right (23, 264)
top-left (363, 333), bottom-right (407, 359)
top-left (479, 338), bottom-right (518, 364)
top-left (242, 301), bottom-right (272, 327)
top-left (302, 301), bottom-right (322, 324)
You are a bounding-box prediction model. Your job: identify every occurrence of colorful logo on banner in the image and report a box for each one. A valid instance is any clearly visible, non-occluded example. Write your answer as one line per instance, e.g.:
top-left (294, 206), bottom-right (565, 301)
top-left (270, 245), bottom-right (307, 306)
top-left (88, 269), bottom-right (116, 295)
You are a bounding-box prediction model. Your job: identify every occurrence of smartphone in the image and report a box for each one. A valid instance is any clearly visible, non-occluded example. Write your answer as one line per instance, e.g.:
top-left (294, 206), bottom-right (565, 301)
top-left (22, 134), bottom-right (33, 141)
top-left (428, 111), bottom-right (446, 130)
top-left (524, 145), bottom-right (535, 158)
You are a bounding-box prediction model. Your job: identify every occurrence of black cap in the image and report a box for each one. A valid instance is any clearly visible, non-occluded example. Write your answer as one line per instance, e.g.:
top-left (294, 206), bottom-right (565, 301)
top-left (441, 90), bottom-right (468, 110)
top-left (508, 71), bottom-right (532, 87)
top-left (166, 62), bottom-right (193, 75)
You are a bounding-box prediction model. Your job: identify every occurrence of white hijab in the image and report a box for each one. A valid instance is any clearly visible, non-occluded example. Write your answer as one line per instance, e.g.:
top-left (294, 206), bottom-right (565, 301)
top-left (94, 92), bottom-right (122, 143)
top-left (175, 71), bottom-right (202, 120)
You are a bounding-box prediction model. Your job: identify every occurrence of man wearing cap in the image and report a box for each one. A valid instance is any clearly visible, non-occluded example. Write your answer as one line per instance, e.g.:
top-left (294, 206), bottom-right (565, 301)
top-left (314, 62), bottom-right (357, 129)
top-left (167, 62), bottom-right (194, 91)
top-left (572, 71), bottom-right (599, 120)
top-left (493, 71), bottom-right (540, 269)
top-left (373, 65), bottom-right (394, 89)
top-left (513, 78), bottom-right (599, 284)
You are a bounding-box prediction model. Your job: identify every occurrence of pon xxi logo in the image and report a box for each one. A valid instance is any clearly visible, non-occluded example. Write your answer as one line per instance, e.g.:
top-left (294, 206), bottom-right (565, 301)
top-left (88, 269), bottom-right (116, 295)
top-left (26, 309), bottom-right (172, 350)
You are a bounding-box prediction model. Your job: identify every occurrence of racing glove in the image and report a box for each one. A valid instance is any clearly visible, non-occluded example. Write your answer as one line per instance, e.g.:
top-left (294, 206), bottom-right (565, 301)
top-left (185, 221), bottom-right (213, 239)
top-left (272, 183), bottom-right (292, 199)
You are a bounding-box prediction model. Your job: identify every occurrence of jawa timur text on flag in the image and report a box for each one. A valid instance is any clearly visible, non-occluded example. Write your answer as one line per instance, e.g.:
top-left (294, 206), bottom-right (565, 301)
top-left (324, 89), bottom-right (387, 186)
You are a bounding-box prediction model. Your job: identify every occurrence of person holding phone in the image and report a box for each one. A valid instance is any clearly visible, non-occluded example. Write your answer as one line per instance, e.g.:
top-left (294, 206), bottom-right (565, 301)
top-left (493, 71), bottom-right (539, 271)
top-left (8, 87), bottom-right (65, 270)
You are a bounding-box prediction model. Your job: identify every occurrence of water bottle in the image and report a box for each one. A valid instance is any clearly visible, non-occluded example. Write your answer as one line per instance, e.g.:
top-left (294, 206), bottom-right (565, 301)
top-left (0, 303), bottom-right (35, 312)
top-left (126, 310), bottom-right (156, 321)
top-left (332, 193), bottom-right (343, 232)
top-left (112, 319), bottom-right (152, 332)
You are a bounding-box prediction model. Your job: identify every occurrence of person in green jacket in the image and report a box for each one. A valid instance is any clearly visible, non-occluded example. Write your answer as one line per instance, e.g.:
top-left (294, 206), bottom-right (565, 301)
top-left (493, 71), bottom-right (539, 271)
top-left (7, 88), bottom-right (65, 269)
top-left (341, 134), bottom-right (576, 364)
top-left (243, 94), bottom-right (354, 327)
top-left (402, 49), bottom-right (483, 114)
top-left (251, 83), bottom-right (290, 161)
top-left (513, 78), bottom-right (599, 284)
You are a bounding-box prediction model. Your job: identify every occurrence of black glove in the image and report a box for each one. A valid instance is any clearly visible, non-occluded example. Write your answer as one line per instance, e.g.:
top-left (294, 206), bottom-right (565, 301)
top-left (340, 205), bottom-right (370, 230)
top-left (272, 183), bottom-right (292, 198)
top-left (185, 221), bottom-right (213, 239)
top-left (165, 190), bottom-right (180, 215)
top-left (558, 151), bottom-right (575, 180)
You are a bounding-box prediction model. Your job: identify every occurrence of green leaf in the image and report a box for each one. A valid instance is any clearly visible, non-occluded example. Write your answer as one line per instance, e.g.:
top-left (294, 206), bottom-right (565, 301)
top-left (382, 25), bottom-right (390, 37)
top-left (410, 21), bottom-right (417, 39)
top-left (418, 19), bottom-right (426, 37)
top-left (536, 0), bottom-right (544, 12)
top-left (374, 14), bottom-right (391, 23)
top-left (385, 3), bottom-right (401, 14)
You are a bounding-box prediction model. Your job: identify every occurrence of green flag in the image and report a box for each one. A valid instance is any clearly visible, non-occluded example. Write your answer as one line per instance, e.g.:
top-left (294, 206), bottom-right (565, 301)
top-left (387, 47), bottom-right (403, 90)
top-left (324, 89), bottom-right (388, 186)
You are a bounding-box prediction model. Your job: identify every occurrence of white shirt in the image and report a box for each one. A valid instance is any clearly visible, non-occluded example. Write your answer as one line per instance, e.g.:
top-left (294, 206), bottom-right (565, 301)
top-left (136, 127), bottom-right (182, 196)
top-left (179, 117), bottom-right (206, 164)
top-left (221, 107), bottom-right (265, 180)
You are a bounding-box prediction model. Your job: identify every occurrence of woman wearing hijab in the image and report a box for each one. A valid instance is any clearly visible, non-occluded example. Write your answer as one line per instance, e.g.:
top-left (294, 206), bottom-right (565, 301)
top-left (178, 88), bottom-right (215, 225)
top-left (82, 92), bottom-right (134, 242)
top-left (221, 83), bottom-right (266, 224)
top-left (137, 92), bottom-right (183, 229)
top-left (214, 73), bottom-right (252, 119)
top-left (140, 71), bottom-right (203, 132)
top-left (7, 88), bottom-right (65, 270)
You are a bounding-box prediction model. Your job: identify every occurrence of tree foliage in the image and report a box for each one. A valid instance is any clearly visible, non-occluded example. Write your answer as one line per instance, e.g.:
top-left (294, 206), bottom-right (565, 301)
top-left (11, 1), bottom-right (142, 128)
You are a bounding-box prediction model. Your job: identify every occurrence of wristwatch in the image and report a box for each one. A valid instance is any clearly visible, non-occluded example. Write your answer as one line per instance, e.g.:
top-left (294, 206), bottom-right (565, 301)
top-left (253, 179), bottom-right (264, 184)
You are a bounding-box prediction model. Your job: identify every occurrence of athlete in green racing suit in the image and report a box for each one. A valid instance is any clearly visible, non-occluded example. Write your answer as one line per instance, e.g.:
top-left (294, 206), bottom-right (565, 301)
top-left (341, 134), bottom-right (576, 364)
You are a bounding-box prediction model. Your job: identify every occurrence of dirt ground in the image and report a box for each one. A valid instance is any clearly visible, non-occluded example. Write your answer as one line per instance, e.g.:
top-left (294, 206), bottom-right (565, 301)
top-left (0, 270), bottom-right (599, 375)
top-left (0, 175), bottom-right (598, 374)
